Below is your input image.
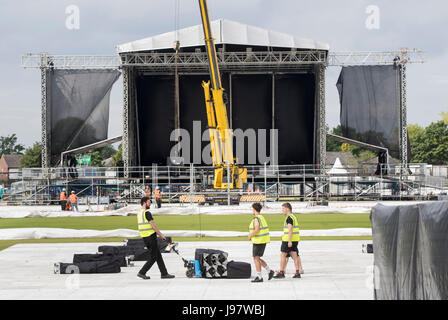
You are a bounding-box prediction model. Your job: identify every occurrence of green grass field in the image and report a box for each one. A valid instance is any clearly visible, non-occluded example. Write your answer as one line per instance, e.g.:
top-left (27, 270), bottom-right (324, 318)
top-left (0, 213), bottom-right (370, 231)
top-left (0, 213), bottom-right (371, 251)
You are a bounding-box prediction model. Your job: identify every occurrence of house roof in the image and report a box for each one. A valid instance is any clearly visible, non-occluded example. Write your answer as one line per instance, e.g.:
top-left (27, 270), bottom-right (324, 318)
top-left (1, 154), bottom-right (22, 169)
top-left (117, 19), bottom-right (330, 53)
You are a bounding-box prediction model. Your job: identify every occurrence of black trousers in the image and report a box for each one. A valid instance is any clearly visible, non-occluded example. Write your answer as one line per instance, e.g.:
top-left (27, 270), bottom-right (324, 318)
top-left (138, 233), bottom-right (168, 276)
top-left (156, 198), bottom-right (162, 208)
top-left (60, 200), bottom-right (66, 211)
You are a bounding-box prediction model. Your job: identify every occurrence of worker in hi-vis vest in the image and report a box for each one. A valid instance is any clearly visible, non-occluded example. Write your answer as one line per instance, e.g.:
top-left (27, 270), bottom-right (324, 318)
top-left (248, 202), bottom-right (274, 283)
top-left (273, 202), bottom-right (304, 279)
top-left (144, 185), bottom-right (151, 198)
top-left (59, 188), bottom-right (67, 211)
top-left (68, 191), bottom-right (78, 212)
top-left (137, 196), bottom-right (175, 280)
top-left (154, 186), bottom-right (162, 208)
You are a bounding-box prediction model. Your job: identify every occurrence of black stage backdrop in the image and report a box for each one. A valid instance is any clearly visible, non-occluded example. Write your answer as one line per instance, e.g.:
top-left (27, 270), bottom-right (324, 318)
top-left (48, 69), bottom-right (121, 166)
top-left (337, 65), bottom-right (409, 159)
top-left (179, 74), bottom-right (230, 165)
top-left (275, 74), bottom-right (315, 165)
top-left (136, 73), bottom-right (315, 166)
top-left (231, 74), bottom-right (272, 165)
top-left (136, 76), bottom-right (175, 166)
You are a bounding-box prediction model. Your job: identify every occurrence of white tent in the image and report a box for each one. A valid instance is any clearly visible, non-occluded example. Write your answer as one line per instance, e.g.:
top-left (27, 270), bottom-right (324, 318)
top-left (117, 19), bottom-right (330, 53)
top-left (328, 157), bottom-right (350, 195)
top-left (328, 157), bottom-right (348, 175)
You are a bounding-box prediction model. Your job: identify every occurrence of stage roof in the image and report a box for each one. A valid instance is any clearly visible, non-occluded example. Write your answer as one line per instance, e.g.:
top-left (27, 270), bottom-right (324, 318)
top-left (117, 19), bottom-right (330, 53)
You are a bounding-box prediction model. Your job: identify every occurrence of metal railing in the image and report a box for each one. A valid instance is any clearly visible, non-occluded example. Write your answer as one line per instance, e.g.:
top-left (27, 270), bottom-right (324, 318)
top-left (0, 163), bottom-right (447, 205)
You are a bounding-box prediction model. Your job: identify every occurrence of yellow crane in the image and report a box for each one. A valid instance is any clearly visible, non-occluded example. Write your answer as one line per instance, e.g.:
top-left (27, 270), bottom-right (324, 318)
top-left (198, 0), bottom-right (247, 189)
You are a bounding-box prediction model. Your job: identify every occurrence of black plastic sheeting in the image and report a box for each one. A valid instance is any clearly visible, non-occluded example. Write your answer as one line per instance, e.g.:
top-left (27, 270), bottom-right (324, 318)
top-left (136, 73), bottom-right (316, 166)
top-left (48, 69), bottom-right (121, 166)
top-left (370, 202), bottom-right (448, 300)
top-left (179, 74), bottom-right (230, 165)
top-left (275, 74), bottom-right (315, 165)
top-left (337, 65), bottom-right (403, 159)
top-left (231, 74), bottom-right (272, 165)
top-left (136, 75), bottom-right (175, 166)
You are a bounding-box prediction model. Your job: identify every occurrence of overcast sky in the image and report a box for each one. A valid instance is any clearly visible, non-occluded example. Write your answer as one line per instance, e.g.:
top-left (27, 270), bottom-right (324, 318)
top-left (0, 0), bottom-right (447, 147)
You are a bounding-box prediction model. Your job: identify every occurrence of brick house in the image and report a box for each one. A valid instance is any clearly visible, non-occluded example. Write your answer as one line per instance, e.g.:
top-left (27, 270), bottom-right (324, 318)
top-left (0, 154), bottom-right (22, 183)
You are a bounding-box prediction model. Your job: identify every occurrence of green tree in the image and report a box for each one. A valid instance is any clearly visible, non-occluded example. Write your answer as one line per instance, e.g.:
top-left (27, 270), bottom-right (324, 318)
top-left (441, 112), bottom-right (448, 124)
top-left (20, 142), bottom-right (42, 168)
top-left (98, 145), bottom-right (116, 160)
top-left (408, 124), bottom-right (424, 161)
top-left (408, 124), bottom-right (424, 143)
top-left (326, 125), bottom-right (343, 151)
top-left (411, 120), bottom-right (448, 165)
top-left (111, 144), bottom-right (123, 167)
top-left (0, 134), bottom-right (25, 156)
top-left (89, 151), bottom-right (103, 167)
top-left (354, 149), bottom-right (377, 163)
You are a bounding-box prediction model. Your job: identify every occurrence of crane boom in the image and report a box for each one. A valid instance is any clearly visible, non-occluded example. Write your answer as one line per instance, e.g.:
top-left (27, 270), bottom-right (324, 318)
top-left (198, 0), bottom-right (247, 189)
top-left (199, 0), bottom-right (222, 90)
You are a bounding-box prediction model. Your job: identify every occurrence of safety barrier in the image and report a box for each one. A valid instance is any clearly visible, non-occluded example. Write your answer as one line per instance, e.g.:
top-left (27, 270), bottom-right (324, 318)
top-left (240, 194), bottom-right (266, 202)
top-left (179, 195), bottom-right (206, 203)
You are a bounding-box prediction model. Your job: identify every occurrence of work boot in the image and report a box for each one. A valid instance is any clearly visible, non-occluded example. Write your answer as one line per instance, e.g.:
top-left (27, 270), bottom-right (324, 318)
top-left (268, 270), bottom-right (275, 280)
top-left (251, 277), bottom-right (263, 283)
top-left (137, 273), bottom-right (150, 280)
top-left (292, 273), bottom-right (301, 279)
top-left (161, 273), bottom-right (175, 279)
top-left (273, 272), bottom-right (285, 279)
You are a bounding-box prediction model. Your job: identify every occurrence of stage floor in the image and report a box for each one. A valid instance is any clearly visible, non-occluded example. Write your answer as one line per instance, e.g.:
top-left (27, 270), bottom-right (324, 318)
top-left (0, 240), bottom-right (374, 300)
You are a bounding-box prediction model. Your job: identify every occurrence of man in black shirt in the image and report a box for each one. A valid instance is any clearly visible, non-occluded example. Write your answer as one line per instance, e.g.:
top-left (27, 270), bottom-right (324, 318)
top-left (137, 197), bottom-right (175, 280)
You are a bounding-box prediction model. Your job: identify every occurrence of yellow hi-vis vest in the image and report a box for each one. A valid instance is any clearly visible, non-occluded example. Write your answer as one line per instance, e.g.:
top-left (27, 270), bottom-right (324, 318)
top-left (282, 214), bottom-right (300, 242)
top-left (249, 214), bottom-right (270, 244)
top-left (137, 209), bottom-right (155, 238)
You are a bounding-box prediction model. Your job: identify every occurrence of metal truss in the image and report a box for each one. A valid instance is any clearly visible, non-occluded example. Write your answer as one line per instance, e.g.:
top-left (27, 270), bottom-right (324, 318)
top-left (121, 50), bottom-right (327, 70)
top-left (122, 67), bottom-right (129, 178)
top-left (21, 49), bottom-right (424, 69)
top-left (318, 64), bottom-right (326, 170)
top-left (327, 48), bottom-right (425, 66)
top-left (399, 63), bottom-right (408, 168)
top-left (21, 53), bottom-right (120, 69)
top-left (22, 51), bottom-right (327, 70)
top-left (40, 63), bottom-right (49, 169)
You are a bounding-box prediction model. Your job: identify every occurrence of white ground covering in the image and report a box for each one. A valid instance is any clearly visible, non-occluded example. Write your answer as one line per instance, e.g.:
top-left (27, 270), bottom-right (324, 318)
top-left (0, 228), bottom-right (372, 240)
top-left (0, 200), bottom-right (433, 218)
top-left (0, 241), bottom-right (374, 300)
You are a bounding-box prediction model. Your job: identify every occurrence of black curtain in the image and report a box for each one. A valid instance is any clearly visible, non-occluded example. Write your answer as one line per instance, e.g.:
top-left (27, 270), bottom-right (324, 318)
top-left (231, 74), bottom-right (272, 165)
top-left (179, 74), bottom-right (230, 164)
top-left (136, 76), bottom-right (175, 166)
top-left (275, 73), bottom-right (315, 165)
top-left (135, 73), bottom-right (316, 166)
top-left (48, 69), bottom-right (121, 166)
top-left (337, 65), bottom-right (404, 159)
